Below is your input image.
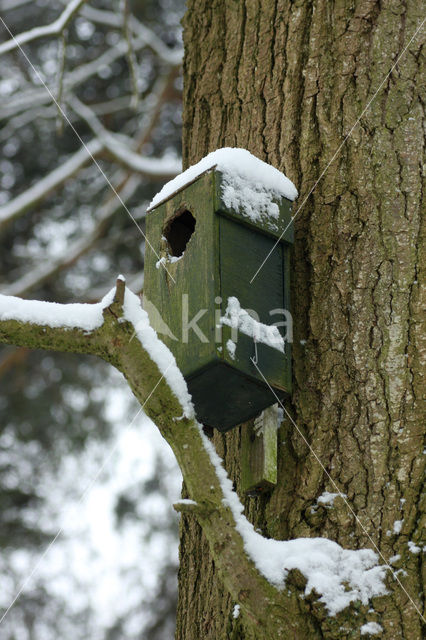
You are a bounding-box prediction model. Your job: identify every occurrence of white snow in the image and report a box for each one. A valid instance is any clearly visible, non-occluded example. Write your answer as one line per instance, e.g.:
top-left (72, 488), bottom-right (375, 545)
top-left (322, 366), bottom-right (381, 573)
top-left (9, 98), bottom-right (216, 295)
top-left (174, 499), bottom-right (197, 506)
top-left (232, 604), bottom-right (240, 619)
top-left (221, 297), bottom-right (284, 352)
top-left (317, 491), bottom-right (347, 506)
top-left (393, 520), bottom-right (403, 534)
top-left (407, 541), bottom-right (421, 554)
top-left (226, 338), bottom-right (236, 360)
top-left (0, 288), bottom-right (115, 330)
top-left (149, 148), bottom-right (298, 226)
top-left (122, 288), bottom-right (193, 419)
top-left (155, 252), bottom-right (184, 269)
top-left (360, 622), bottom-right (383, 635)
top-left (0, 284), bottom-right (194, 419)
top-left (199, 426), bottom-right (388, 617)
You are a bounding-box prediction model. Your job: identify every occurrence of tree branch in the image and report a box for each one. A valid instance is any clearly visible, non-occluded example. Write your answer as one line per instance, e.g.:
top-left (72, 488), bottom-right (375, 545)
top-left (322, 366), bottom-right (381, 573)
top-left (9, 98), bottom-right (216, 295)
top-left (1, 69), bottom-right (179, 298)
top-left (0, 282), bottom-right (308, 635)
top-left (0, 139), bottom-right (103, 234)
top-left (66, 1), bottom-right (184, 65)
top-left (68, 96), bottom-right (182, 178)
top-left (0, 30), bottom-right (180, 121)
top-left (0, 0), bottom-right (89, 56)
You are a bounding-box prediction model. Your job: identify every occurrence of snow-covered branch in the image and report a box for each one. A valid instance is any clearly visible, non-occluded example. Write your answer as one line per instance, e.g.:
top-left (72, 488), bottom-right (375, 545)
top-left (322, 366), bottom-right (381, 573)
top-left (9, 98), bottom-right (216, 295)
top-left (0, 27), bottom-right (180, 121)
top-left (68, 96), bottom-right (182, 178)
top-left (0, 0), bottom-right (89, 56)
top-left (0, 282), bottom-right (389, 636)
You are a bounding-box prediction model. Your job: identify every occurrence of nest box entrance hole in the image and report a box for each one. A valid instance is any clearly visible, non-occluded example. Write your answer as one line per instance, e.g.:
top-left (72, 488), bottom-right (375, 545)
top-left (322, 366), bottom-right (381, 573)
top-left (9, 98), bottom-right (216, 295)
top-left (163, 209), bottom-right (196, 257)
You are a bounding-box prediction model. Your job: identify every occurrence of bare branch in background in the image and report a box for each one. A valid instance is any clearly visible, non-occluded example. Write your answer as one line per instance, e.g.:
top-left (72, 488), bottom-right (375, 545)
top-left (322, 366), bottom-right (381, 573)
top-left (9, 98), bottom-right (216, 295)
top-left (0, 0), bottom-right (34, 10)
top-left (55, 28), bottom-right (68, 134)
top-left (0, 0), bottom-right (89, 56)
top-left (0, 139), bottom-right (103, 233)
top-left (3, 172), bottom-right (142, 297)
top-left (121, 0), bottom-right (140, 110)
top-left (0, 28), bottom-right (182, 121)
top-left (68, 96), bottom-right (181, 177)
top-left (1, 67), bottom-right (179, 297)
top-left (71, 2), bottom-right (184, 64)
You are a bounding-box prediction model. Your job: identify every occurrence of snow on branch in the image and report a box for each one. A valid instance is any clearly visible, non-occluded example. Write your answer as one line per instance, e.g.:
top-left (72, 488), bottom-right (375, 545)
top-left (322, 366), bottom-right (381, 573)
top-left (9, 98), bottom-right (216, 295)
top-left (0, 139), bottom-right (103, 233)
top-left (0, 28), bottom-right (178, 121)
top-left (75, 2), bottom-right (184, 65)
top-left (68, 96), bottom-right (182, 178)
top-left (0, 288), bottom-right (113, 331)
top-left (0, 283), bottom-right (192, 417)
top-left (0, 0), bottom-right (89, 56)
top-left (201, 432), bottom-right (388, 616)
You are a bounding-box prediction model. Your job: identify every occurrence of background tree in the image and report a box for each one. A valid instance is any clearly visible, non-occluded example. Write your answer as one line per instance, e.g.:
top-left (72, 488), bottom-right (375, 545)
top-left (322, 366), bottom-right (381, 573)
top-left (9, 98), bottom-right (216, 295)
top-left (177, 1), bottom-right (424, 638)
top-left (0, 0), bottom-right (185, 638)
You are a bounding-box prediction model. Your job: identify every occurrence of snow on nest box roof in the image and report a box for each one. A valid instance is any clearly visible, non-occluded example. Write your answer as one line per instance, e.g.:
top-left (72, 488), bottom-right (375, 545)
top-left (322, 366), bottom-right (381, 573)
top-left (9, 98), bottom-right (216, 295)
top-left (148, 148), bottom-right (298, 213)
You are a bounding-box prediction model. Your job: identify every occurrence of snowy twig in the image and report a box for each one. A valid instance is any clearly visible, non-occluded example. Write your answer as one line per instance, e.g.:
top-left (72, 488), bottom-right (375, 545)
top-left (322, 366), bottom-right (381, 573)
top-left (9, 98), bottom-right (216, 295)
top-left (0, 0), bottom-right (89, 56)
top-left (0, 29), bottom-right (178, 121)
top-left (2, 172), bottom-right (141, 297)
top-left (68, 95), bottom-right (182, 177)
top-left (1, 70), bottom-right (177, 297)
top-left (71, 2), bottom-right (184, 65)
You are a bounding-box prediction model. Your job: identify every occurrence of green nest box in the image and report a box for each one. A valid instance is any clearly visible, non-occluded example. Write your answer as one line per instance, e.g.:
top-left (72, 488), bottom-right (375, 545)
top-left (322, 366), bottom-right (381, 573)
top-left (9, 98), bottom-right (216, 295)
top-left (144, 167), bottom-right (293, 431)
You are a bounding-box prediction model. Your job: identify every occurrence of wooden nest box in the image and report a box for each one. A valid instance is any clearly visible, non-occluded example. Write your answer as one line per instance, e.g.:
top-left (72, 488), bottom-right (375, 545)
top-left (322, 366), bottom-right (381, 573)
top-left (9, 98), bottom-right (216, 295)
top-left (144, 167), bottom-right (293, 431)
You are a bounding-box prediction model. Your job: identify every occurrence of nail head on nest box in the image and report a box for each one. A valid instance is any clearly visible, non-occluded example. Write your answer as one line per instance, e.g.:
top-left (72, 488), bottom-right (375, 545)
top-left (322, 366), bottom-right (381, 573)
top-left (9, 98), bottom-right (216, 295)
top-left (144, 149), bottom-right (295, 431)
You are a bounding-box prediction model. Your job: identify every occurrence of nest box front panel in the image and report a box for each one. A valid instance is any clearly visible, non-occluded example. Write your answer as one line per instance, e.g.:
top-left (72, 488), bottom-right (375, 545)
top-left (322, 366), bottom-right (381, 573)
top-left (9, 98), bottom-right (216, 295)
top-left (144, 172), bottom-right (219, 377)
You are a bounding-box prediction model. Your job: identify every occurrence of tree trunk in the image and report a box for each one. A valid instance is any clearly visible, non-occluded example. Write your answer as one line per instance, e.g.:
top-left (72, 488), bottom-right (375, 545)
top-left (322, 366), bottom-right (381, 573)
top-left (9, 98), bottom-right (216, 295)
top-left (177, 1), bottom-right (425, 638)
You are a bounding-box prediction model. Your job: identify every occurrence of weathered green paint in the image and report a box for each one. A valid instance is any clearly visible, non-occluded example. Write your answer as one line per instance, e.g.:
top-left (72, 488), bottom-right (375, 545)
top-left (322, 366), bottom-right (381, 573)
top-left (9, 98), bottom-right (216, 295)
top-left (241, 405), bottom-right (278, 494)
top-left (144, 168), bottom-right (293, 431)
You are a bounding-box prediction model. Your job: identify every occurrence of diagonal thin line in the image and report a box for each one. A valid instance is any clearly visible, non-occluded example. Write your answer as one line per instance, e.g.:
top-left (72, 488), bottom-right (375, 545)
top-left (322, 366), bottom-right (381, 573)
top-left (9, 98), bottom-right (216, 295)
top-left (0, 16), bottom-right (176, 284)
top-left (251, 356), bottom-right (426, 622)
top-left (250, 17), bottom-right (426, 284)
top-left (0, 364), bottom-right (172, 626)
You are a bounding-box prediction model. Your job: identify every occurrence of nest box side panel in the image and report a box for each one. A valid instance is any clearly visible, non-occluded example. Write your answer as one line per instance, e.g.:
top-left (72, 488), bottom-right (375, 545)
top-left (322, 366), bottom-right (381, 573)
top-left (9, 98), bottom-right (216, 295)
top-left (218, 215), bottom-right (291, 394)
top-left (144, 172), bottom-right (220, 378)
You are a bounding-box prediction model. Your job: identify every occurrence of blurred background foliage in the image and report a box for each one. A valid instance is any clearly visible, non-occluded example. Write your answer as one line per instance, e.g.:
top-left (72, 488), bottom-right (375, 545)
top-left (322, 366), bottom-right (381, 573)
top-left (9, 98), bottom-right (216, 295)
top-left (0, 0), bottom-right (186, 637)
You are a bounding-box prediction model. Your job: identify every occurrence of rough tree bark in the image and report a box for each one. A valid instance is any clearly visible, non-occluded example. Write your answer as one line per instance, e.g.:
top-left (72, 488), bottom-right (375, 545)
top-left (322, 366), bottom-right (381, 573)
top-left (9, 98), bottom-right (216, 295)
top-left (177, 1), bottom-right (425, 639)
